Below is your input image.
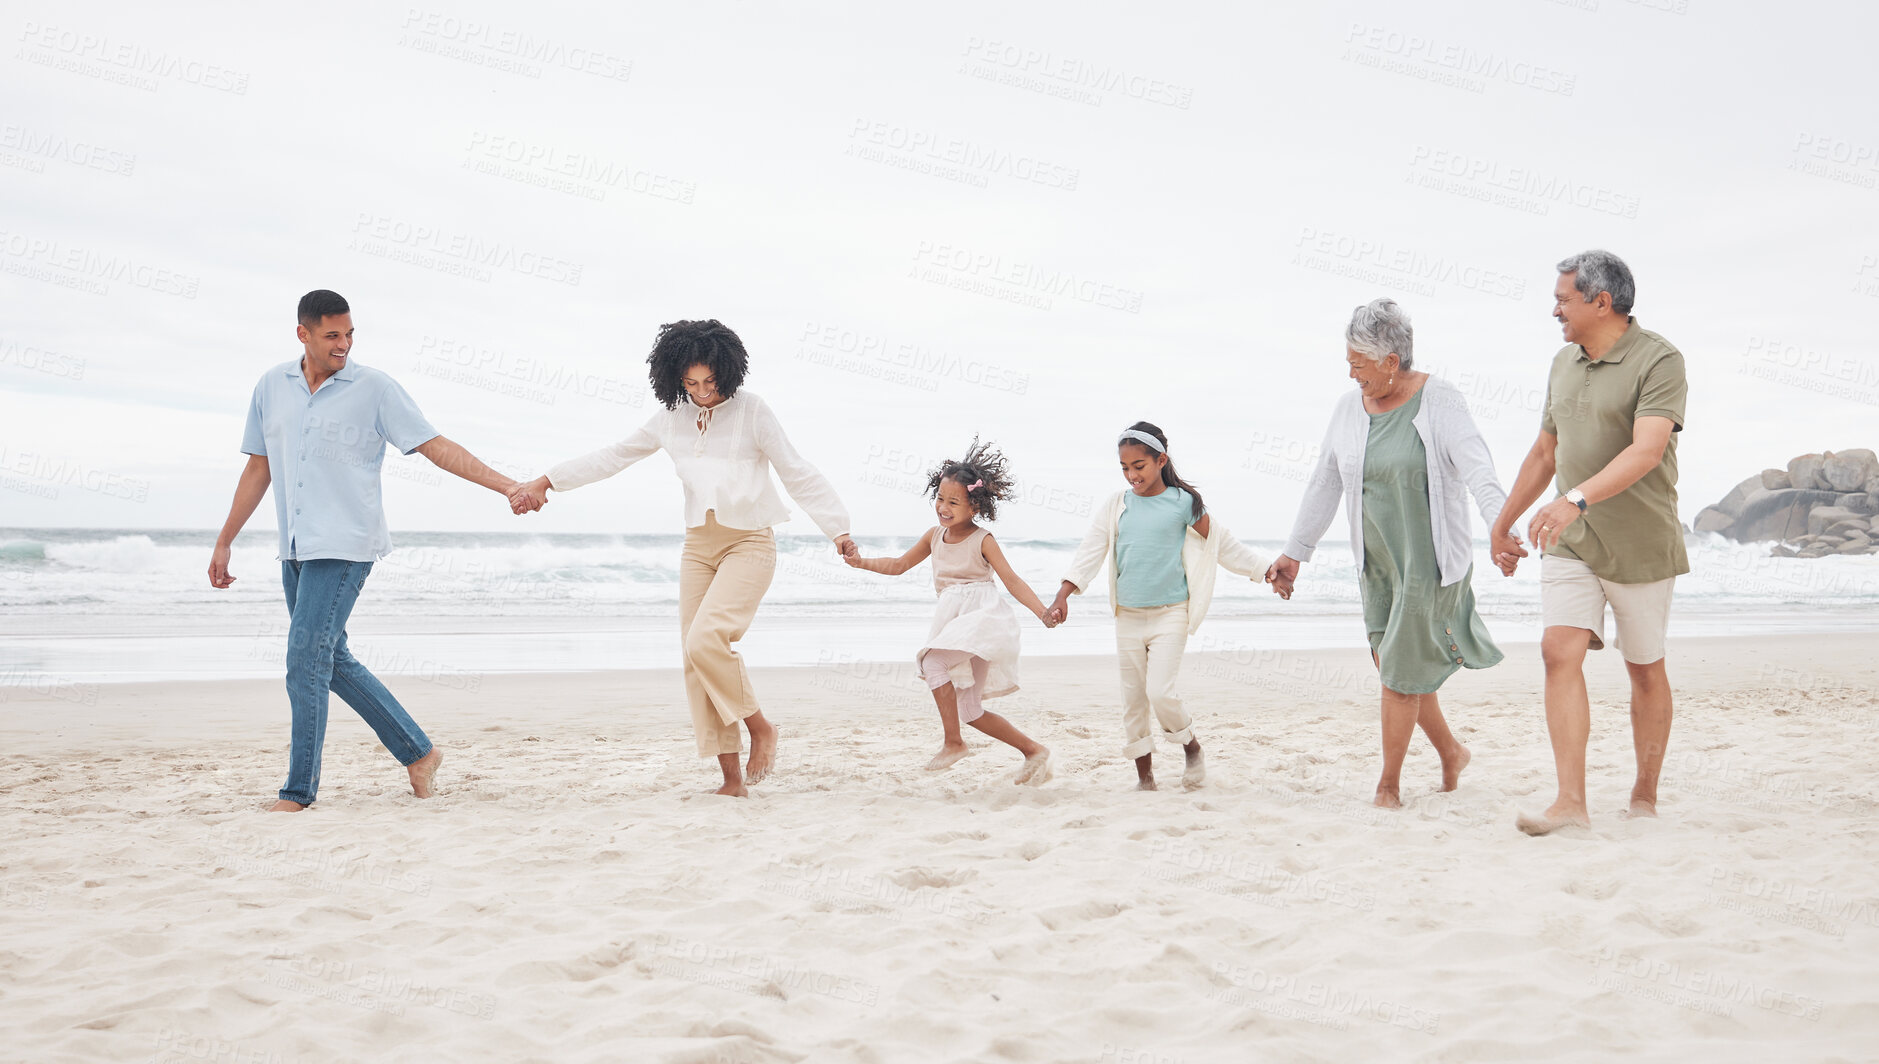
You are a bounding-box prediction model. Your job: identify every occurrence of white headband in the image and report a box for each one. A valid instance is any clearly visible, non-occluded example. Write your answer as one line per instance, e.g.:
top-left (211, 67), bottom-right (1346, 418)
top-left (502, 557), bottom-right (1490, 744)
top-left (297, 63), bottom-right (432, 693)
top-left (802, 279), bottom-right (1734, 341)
top-left (1117, 429), bottom-right (1165, 453)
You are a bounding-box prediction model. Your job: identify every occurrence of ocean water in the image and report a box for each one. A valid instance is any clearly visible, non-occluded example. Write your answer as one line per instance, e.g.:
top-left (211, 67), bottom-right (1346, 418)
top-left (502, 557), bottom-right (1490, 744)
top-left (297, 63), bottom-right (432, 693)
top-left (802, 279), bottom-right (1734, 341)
top-left (2, 527), bottom-right (1876, 685)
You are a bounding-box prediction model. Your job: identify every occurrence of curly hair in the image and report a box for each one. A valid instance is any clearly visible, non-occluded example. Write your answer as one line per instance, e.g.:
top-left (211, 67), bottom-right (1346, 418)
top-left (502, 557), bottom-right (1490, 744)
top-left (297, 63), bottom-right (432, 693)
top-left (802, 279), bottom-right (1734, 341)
top-left (1120, 421), bottom-right (1204, 520)
top-left (925, 437), bottom-right (1016, 521)
top-left (646, 319), bottom-right (750, 409)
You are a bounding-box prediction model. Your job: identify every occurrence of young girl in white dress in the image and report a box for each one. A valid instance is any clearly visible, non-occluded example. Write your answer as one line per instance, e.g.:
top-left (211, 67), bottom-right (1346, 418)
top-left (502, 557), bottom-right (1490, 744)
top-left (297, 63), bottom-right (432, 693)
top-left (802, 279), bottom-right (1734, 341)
top-left (845, 440), bottom-right (1055, 785)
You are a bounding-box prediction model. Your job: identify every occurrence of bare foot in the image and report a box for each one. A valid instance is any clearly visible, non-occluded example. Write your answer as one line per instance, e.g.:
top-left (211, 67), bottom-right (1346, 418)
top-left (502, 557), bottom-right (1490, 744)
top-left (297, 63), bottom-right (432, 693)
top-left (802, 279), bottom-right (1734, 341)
top-left (1624, 797), bottom-right (1658, 819)
top-left (1014, 746), bottom-right (1051, 786)
top-left (1516, 802), bottom-right (1591, 836)
top-left (1136, 775), bottom-right (1158, 792)
top-left (269, 800), bottom-right (307, 813)
top-left (926, 741), bottom-right (973, 772)
top-left (746, 720), bottom-right (777, 784)
top-left (713, 782), bottom-right (748, 798)
top-left (1373, 784), bottom-right (1402, 809)
top-left (407, 748), bottom-right (442, 799)
top-left (1440, 744), bottom-right (1471, 792)
top-left (1182, 742), bottom-right (1205, 790)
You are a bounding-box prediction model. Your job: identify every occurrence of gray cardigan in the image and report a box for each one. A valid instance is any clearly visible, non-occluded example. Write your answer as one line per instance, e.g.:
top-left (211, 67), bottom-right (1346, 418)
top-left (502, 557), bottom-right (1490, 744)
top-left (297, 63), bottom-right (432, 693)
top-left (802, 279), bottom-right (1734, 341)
top-left (1282, 375), bottom-right (1508, 587)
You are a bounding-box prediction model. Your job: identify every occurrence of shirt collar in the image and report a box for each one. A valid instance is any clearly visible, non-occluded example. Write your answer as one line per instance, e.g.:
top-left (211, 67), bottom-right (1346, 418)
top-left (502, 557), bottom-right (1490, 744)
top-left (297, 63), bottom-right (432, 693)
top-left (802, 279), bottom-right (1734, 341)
top-left (1577, 316), bottom-right (1641, 364)
top-left (288, 356), bottom-right (361, 389)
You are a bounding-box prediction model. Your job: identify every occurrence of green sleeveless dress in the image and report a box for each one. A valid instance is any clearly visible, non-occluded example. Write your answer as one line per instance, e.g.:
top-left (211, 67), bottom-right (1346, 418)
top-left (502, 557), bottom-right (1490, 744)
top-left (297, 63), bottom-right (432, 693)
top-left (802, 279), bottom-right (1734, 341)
top-left (1360, 386), bottom-right (1502, 695)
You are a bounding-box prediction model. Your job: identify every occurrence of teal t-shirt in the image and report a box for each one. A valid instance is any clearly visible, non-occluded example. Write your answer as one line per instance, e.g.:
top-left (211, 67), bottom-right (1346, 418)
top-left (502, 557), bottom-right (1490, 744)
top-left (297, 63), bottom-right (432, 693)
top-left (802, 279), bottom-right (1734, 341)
top-left (1116, 486), bottom-right (1197, 608)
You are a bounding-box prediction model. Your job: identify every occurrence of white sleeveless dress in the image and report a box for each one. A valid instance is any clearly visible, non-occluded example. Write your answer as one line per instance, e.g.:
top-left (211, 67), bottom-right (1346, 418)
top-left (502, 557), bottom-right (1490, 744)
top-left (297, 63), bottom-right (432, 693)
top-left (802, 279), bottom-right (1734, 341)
top-left (915, 526), bottom-right (1021, 699)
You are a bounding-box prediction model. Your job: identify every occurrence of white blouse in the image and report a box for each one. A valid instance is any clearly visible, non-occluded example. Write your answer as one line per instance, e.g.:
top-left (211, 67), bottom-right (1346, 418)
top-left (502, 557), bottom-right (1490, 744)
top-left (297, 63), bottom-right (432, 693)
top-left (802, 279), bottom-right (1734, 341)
top-left (546, 392), bottom-right (851, 539)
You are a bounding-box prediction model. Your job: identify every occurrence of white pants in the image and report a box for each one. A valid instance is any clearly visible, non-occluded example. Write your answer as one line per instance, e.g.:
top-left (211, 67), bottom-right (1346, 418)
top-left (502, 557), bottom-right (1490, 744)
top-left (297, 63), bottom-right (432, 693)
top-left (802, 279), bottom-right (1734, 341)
top-left (1116, 603), bottom-right (1192, 758)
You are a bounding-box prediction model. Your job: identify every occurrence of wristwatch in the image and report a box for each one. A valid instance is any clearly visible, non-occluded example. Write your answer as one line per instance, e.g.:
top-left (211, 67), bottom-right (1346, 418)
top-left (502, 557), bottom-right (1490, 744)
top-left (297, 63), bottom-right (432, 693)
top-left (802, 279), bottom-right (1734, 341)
top-left (1564, 487), bottom-right (1587, 512)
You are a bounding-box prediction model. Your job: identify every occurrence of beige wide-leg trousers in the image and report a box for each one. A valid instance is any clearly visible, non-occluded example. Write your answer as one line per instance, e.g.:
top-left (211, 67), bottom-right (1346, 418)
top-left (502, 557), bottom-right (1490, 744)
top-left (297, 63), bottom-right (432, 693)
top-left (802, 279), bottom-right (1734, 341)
top-left (678, 511), bottom-right (777, 756)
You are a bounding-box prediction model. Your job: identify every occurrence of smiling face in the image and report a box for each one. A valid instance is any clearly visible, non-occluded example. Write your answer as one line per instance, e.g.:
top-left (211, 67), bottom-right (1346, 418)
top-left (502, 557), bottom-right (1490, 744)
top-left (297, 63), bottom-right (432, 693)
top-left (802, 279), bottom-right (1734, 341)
top-left (296, 313), bottom-right (354, 376)
top-left (682, 363), bottom-right (722, 408)
top-left (1345, 345), bottom-right (1397, 399)
top-left (1118, 442), bottom-right (1168, 496)
top-left (934, 477), bottom-right (976, 529)
top-left (1553, 271), bottom-right (1605, 345)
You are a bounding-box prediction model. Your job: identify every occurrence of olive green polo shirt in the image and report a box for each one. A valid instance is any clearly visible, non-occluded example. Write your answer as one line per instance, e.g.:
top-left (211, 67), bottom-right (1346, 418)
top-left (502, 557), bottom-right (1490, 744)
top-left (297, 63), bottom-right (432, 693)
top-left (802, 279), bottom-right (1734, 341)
top-left (1540, 316), bottom-right (1689, 583)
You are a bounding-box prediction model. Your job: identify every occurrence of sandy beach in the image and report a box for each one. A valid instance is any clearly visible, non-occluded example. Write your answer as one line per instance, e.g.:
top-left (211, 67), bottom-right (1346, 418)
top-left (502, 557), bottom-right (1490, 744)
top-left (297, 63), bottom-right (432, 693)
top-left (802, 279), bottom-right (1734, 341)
top-left (2, 633), bottom-right (1875, 1063)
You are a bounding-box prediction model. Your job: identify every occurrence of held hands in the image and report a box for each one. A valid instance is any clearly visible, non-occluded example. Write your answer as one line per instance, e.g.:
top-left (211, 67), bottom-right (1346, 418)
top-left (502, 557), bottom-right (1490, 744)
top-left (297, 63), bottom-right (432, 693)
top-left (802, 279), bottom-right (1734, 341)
top-left (834, 534), bottom-right (858, 560)
top-left (1045, 589), bottom-right (1070, 627)
top-left (509, 475), bottom-right (551, 515)
top-left (1264, 555), bottom-right (1301, 601)
top-left (1491, 525), bottom-right (1530, 576)
top-left (1526, 498), bottom-right (1582, 554)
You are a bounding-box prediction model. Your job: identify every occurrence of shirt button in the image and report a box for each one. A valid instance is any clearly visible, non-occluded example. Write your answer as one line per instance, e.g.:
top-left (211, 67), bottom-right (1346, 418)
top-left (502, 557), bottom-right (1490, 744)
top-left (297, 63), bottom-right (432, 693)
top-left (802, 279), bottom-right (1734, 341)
top-left (1455, 656), bottom-right (1463, 664)
top-left (1444, 627), bottom-right (1452, 634)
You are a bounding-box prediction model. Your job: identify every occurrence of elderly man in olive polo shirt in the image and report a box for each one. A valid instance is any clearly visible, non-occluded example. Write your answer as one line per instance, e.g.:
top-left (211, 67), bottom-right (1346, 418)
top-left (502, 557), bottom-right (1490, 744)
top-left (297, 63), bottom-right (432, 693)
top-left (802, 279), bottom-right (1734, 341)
top-left (1490, 250), bottom-right (1689, 835)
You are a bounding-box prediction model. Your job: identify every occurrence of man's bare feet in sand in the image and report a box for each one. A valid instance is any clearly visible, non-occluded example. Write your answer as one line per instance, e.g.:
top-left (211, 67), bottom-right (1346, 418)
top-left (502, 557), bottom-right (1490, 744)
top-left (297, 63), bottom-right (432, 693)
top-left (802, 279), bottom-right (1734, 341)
top-left (1373, 784), bottom-right (1402, 809)
top-left (1181, 740), bottom-right (1205, 790)
top-left (268, 800), bottom-right (307, 812)
top-left (1516, 801), bottom-right (1591, 835)
top-left (1013, 746), bottom-right (1051, 786)
top-left (408, 748), bottom-right (442, 798)
top-left (745, 718), bottom-right (777, 784)
top-left (714, 781), bottom-right (748, 798)
top-left (1623, 796), bottom-right (1658, 819)
top-left (926, 741), bottom-right (973, 771)
top-left (1440, 744), bottom-right (1471, 792)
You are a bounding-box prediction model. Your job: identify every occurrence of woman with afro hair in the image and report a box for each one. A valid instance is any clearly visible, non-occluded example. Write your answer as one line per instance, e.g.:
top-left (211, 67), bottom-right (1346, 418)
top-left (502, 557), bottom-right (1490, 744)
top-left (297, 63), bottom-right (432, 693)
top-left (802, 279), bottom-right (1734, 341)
top-left (512, 320), bottom-right (856, 797)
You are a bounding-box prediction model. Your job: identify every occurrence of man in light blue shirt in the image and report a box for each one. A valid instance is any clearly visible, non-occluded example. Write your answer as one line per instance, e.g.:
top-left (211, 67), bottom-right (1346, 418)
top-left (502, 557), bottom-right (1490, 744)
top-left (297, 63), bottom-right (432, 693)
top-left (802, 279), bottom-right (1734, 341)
top-left (208, 289), bottom-right (531, 811)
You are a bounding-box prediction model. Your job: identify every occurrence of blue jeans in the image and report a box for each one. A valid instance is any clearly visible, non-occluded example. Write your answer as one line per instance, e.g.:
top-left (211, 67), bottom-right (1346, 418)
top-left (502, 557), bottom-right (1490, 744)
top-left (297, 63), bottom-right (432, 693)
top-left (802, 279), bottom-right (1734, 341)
top-left (279, 559), bottom-right (432, 805)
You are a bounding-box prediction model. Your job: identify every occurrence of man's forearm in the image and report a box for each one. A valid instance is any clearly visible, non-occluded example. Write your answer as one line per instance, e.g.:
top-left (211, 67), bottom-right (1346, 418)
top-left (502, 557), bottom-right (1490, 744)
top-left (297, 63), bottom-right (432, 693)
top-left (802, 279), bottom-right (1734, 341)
top-left (1496, 457), bottom-right (1554, 532)
top-left (419, 437), bottom-right (515, 493)
top-left (216, 463), bottom-right (270, 547)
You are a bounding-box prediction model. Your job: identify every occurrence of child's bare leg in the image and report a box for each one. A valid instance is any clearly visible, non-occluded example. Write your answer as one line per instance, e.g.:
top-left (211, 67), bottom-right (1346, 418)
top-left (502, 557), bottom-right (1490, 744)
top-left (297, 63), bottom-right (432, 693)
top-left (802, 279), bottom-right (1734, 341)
top-left (968, 712), bottom-right (1051, 785)
top-left (926, 684), bottom-right (972, 771)
top-left (1135, 753), bottom-right (1156, 791)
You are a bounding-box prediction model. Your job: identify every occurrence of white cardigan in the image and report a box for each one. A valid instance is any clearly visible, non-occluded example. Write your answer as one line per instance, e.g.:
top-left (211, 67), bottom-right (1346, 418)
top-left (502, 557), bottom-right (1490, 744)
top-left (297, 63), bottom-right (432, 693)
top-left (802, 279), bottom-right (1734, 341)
top-left (1281, 375), bottom-right (1506, 587)
top-left (546, 392), bottom-right (850, 539)
top-left (1061, 491), bottom-right (1272, 635)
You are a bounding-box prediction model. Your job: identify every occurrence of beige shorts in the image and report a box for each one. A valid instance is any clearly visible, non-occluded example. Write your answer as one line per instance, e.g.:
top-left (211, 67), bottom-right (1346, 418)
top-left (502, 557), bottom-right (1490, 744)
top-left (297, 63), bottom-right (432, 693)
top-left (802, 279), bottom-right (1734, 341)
top-left (1540, 555), bottom-right (1675, 665)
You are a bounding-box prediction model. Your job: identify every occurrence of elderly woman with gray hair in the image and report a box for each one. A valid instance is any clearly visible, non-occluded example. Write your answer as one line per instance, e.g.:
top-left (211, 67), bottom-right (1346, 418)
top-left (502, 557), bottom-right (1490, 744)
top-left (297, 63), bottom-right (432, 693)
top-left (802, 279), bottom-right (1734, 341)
top-left (1266, 298), bottom-right (1520, 808)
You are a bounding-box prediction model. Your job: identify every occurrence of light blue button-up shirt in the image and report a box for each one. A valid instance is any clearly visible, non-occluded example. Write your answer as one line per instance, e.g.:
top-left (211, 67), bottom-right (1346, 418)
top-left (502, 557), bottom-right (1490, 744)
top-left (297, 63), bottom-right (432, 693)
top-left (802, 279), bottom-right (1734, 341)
top-left (241, 358), bottom-right (438, 562)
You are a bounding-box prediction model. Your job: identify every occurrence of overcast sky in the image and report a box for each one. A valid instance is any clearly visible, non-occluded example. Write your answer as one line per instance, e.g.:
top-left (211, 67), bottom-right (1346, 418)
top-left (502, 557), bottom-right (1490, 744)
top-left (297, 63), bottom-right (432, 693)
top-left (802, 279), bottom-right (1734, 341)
top-left (5, 0), bottom-right (1877, 542)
